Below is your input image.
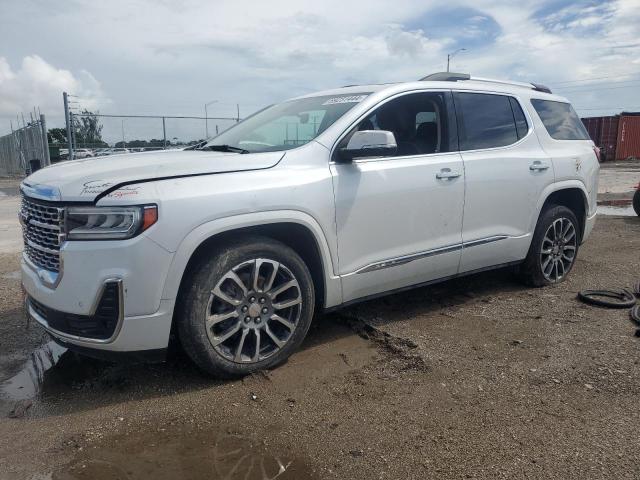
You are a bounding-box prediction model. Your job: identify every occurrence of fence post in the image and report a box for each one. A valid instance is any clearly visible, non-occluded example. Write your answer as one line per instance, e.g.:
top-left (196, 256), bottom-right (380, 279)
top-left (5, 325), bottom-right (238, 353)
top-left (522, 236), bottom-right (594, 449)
top-left (162, 117), bottom-right (167, 149)
top-left (63, 92), bottom-right (74, 160)
top-left (40, 113), bottom-right (51, 166)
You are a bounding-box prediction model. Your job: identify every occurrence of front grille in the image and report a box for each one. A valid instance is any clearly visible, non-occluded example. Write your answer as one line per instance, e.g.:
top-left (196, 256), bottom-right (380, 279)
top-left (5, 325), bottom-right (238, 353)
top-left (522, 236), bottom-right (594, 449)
top-left (20, 196), bottom-right (64, 273)
top-left (29, 282), bottom-right (121, 340)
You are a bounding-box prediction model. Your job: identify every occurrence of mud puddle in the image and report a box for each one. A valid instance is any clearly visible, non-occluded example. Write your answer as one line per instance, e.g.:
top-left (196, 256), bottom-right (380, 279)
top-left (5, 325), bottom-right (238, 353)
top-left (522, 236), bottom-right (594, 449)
top-left (1, 317), bottom-right (380, 419)
top-left (0, 342), bottom-right (67, 402)
top-left (0, 340), bottom-right (210, 417)
top-left (52, 429), bottom-right (316, 479)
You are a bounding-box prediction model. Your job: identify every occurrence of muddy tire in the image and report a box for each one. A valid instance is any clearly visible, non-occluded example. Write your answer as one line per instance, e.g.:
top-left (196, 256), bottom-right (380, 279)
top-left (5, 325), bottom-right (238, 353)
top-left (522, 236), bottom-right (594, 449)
top-left (633, 189), bottom-right (640, 217)
top-left (178, 236), bottom-right (315, 378)
top-left (519, 205), bottom-right (580, 287)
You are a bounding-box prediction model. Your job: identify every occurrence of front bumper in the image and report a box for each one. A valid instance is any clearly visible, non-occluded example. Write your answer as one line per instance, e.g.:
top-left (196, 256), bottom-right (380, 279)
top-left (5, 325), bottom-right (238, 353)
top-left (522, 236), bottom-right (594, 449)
top-left (22, 234), bottom-right (176, 351)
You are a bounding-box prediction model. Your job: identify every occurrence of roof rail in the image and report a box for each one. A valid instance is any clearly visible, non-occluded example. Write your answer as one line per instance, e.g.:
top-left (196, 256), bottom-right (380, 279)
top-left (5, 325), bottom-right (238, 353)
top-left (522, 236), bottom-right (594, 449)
top-left (420, 72), bottom-right (470, 82)
top-left (419, 72), bottom-right (553, 94)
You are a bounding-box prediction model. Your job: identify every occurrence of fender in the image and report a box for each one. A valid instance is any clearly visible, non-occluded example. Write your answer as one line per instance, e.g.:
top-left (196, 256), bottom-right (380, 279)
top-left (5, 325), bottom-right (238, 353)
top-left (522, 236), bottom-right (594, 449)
top-left (159, 210), bottom-right (343, 309)
top-left (532, 179), bottom-right (590, 233)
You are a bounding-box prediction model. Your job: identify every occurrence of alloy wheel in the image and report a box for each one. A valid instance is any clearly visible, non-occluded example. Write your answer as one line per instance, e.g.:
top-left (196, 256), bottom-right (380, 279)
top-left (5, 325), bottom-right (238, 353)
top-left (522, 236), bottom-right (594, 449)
top-left (540, 217), bottom-right (577, 282)
top-left (205, 259), bottom-right (302, 363)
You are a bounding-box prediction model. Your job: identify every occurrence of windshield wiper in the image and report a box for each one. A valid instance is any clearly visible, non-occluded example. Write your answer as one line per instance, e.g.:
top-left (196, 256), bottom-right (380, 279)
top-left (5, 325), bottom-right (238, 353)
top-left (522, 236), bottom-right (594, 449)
top-left (205, 144), bottom-right (250, 154)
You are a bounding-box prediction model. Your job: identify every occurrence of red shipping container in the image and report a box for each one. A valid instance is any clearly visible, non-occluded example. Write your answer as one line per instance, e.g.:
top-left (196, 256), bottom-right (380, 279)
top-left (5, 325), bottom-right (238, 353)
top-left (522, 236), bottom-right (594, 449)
top-left (581, 116), bottom-right (619, 161)
top-left (616, 114), bottom-right (640, 160)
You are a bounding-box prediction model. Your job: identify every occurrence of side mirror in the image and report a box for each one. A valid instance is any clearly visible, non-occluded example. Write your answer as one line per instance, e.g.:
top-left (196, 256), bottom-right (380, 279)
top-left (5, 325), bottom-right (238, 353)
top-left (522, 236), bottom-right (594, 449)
top-left (338, 130), bottom-right (397, 161)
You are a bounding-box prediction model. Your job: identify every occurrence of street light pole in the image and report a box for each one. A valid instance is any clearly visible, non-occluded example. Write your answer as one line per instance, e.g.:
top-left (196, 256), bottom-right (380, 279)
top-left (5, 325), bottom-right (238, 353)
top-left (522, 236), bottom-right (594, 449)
top-left (446, 48), bottom-right (467, 72)
top-left (204, 100), bottom-right (218, 139)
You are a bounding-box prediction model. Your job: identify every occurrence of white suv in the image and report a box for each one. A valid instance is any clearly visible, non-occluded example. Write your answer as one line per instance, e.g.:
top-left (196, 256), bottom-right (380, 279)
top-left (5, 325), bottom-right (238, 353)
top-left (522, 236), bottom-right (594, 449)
top-left (20, 73), bottom-right (599, 376)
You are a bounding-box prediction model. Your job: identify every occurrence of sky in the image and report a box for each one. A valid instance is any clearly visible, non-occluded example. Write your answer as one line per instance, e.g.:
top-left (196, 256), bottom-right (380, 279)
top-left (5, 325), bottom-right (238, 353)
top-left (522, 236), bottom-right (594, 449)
top-left (1, 0), bottom-right (639, 144)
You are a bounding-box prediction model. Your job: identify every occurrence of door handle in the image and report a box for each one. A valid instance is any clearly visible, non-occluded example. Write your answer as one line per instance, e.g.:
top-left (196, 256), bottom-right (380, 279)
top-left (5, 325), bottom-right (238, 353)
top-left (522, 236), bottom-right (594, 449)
top-left (529, 161), bottom-right (550, 171)
top-left (436, 168), bottom-right (461, 179)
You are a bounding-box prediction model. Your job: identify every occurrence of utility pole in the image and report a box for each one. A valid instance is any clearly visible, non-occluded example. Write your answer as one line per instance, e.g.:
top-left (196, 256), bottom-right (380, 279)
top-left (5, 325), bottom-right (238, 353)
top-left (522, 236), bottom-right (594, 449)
top-left (63, 92), bottom-right (74, 160)
top-left (40, 113), bottom-right (51, 167)
top-left (236, 103), bottom-right (240, 122)
top-left (446, 48), bottom-right (466, 72)
top-left (204, 100), bottom-right (218, 138)
top-left (162, 117), bottom-right (167, 149)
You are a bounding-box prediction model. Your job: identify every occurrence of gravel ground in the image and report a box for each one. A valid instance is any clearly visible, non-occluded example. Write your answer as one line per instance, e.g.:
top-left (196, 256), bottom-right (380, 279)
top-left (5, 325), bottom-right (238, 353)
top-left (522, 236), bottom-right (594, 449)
top-left (0, 174), bottom-right (639, 479)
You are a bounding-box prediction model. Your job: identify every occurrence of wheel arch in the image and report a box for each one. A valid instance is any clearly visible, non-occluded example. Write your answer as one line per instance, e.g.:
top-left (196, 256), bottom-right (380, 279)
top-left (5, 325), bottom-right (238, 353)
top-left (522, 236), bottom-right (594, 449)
top-left (535, 182), bottom-right (589, 242)
top-left (162, 211), bottom-right (341, 320)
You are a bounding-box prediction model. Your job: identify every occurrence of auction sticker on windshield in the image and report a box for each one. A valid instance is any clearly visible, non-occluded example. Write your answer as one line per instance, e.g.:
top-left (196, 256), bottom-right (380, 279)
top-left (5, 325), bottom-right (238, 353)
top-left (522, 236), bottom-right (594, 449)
top-left (322, 95), bottom-right (368, 105)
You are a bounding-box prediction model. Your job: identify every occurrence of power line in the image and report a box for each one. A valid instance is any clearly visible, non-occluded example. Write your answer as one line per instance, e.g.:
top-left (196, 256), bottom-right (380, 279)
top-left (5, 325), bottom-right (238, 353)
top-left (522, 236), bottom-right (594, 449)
top-left (547, 72), bottom-right (640, 85)
top-left (554, 79), bottom-right (640, 91)
top-left (575, 106), bottom-right (640, 111)
top-left (556, 83), bottom-right (640, 94)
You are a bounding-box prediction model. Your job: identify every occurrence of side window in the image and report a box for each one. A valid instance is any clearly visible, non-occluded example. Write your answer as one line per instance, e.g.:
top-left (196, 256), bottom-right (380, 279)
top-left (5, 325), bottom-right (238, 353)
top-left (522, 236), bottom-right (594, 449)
top-left (509, 97), bottom-right (529, 139)
top-left (530, 99), bottom-right (590, 140)
top-left (339, 92), bottom-right (453, 157)
top-left (454, 93), bottom-right (519, 150)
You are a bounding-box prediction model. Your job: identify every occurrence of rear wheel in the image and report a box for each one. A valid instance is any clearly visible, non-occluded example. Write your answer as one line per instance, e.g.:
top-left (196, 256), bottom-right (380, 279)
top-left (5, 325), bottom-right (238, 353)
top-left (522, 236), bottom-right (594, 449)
top-left (178, 236), bottom-right (315, 377)
top-left (519, 205), bottom-right (580, 287)
top-left (633, 189), bottom-right (640, 217)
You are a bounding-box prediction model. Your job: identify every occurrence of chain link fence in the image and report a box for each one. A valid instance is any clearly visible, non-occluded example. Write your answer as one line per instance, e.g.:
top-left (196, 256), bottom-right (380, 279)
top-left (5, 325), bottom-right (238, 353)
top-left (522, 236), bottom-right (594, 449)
top-left (66, 112), bottom-right (241, 159)
top-left (0, 115), bottom-right (50, 176)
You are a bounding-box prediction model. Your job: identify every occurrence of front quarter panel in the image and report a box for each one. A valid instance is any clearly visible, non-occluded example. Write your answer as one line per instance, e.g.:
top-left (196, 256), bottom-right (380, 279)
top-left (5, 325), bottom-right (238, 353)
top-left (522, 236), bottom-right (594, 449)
top-left (139, 143), bottom-right (342, 307)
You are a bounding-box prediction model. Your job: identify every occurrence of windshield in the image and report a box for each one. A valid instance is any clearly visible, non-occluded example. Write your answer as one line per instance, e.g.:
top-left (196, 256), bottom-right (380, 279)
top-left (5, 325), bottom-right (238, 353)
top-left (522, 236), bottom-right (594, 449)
top-left (204, 93), bottom-right (370, 153)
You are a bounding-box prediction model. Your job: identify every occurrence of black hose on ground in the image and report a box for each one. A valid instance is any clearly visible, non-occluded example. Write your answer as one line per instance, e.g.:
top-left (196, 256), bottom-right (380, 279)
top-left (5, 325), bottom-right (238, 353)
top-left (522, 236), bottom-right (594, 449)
top-left (577, 289), bottom-right (637, 309)
top-left (630, 304), bottom-right (640, 325)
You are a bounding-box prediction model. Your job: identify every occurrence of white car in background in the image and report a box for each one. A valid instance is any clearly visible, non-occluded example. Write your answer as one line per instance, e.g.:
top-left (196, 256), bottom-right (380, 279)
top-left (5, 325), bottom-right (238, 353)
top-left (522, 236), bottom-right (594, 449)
top-left (101, 148), bottom-right (131, 156)
top-left (73, 149), bottom-right (95, 159)
top-left (20, 72), bottom-right (599, 377)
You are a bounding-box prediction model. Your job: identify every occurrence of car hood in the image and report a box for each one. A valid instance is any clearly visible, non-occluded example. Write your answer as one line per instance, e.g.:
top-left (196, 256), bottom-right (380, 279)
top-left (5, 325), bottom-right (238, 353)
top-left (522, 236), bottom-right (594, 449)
top-left (21, 149), bottom-right (284, 202)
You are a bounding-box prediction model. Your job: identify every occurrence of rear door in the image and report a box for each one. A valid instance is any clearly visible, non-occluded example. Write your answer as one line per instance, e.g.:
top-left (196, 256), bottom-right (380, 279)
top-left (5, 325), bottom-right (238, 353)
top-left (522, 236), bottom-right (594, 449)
top-left (331, 91), bottom-right (465, 302)
top-left (453, 91), bottom-right (555, 273)
top-left (529, 99), bottom-right (599, 219)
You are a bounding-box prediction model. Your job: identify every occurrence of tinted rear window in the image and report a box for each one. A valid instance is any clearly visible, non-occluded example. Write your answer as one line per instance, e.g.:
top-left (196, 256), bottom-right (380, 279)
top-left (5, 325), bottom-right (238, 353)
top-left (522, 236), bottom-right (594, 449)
top-left (530, 99), bottom-right (590, 140)
top-left (455, 93), bottom-right (519, 150)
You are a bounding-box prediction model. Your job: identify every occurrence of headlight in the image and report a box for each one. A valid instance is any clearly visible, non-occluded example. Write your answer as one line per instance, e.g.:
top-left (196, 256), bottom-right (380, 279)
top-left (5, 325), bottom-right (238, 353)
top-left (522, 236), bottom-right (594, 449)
top-left (65, 205), bottom-right (158, 240)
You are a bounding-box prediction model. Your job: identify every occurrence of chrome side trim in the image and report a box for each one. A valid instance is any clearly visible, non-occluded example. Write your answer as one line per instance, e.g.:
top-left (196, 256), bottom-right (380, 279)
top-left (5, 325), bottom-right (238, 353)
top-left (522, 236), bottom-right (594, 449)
top-left (352, 235), bottom-right (509, 275)
top-left (26, 278), bottom-right (125, 344)
top-left (22, 251), bottom-right (63, 289)
top-left (354, 243), bottom-right (463, 274)
top-left (462, 235), bottom-right (509, 248)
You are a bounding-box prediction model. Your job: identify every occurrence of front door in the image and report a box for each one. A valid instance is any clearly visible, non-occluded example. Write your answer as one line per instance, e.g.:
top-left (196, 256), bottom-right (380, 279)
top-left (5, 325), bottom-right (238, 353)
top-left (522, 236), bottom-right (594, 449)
top-left (330, 91), bottom-right (466, 302)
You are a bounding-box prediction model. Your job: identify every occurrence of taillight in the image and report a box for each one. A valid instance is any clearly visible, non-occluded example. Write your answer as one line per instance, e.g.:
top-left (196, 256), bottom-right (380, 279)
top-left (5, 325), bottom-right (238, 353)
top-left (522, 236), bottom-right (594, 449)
top-left (593, 146), bottom-right (601, 162)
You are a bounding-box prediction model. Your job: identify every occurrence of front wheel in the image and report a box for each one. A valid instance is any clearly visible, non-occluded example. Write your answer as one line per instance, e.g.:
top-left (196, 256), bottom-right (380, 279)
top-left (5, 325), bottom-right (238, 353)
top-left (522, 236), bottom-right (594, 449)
top-left (519, 205), bottom-right (580, 287)
top-left (178, 236), bottom-right (315, 377)
top-left (633, 189), bottom-right (640, 217)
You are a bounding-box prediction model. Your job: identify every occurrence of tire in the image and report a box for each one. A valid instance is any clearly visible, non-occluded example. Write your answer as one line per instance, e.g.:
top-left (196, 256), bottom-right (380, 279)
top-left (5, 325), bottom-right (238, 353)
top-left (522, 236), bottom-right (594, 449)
top-left (577, 289), bottom-right (637, 309)
top-left (633, 189), bottom-right (640, 217)
top-left (519, 204), bottom-right (580, 287)
top-left (178, 236), bottom-right (315, 377)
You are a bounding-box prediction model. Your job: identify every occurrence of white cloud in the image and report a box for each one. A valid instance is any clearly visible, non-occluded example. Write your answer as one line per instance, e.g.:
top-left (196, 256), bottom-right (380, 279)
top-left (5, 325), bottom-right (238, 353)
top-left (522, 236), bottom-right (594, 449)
top-left (1, 0), bottom-right (639, 140)
top-left (0, 55), bottom-right (109, 125)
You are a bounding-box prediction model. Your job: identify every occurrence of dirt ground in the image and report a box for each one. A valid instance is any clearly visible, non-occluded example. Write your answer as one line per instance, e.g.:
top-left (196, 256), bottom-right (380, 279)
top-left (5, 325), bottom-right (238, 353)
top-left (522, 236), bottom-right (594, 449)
top-left (1, 171), bottom-right (640, 479)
